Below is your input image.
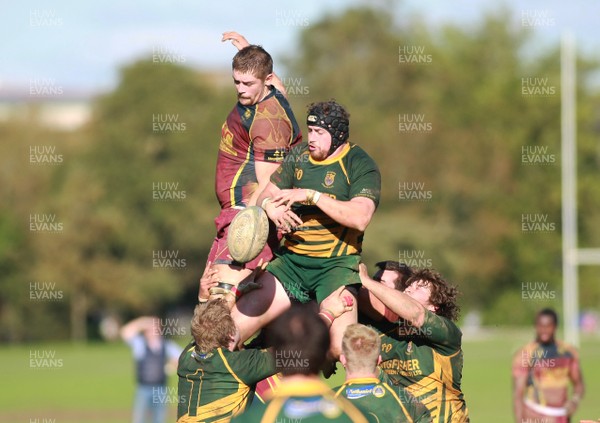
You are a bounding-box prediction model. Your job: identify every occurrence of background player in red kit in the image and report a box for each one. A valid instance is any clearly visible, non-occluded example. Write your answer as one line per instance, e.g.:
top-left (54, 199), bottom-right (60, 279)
top-left (513, 308), bottom-right (585, 423)
top-left (199, 32), bottom-right (302, 301)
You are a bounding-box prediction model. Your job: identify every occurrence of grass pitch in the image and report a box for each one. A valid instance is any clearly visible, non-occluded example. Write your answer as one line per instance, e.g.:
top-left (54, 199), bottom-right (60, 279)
top-left (1, 330), bottom-right (599, 423)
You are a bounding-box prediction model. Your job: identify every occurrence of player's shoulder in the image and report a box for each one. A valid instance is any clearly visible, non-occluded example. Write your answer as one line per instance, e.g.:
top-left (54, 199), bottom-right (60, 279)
top-left (518, 340), bottom-right (539, 353)
top-left (556, 340), bottom-right (580, 358)
top-left (221, 346), bottom-right (269, 361)
top-left (177, 342), bottom-right (203, 371)
top-left (424, 310), bottom-right (462, 337)
top-left (179, 341), bottom-right (196, 356)
top-left (271, 86), bottom-right (292, 105)
top-left (347, 142), bottom-right (375, 160)
top-left (345, 143), bottom-right (380, 172)
top-left (257, 86), bottom-right (293, 111)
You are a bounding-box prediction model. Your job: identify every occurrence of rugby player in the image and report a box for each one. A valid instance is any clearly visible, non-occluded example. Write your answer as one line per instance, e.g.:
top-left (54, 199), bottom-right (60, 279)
top-left (232, 305), bottom-right (372, 422)
top-left (335, 324), bottom-right (431, 422)
top-left (178, 290), bottom-right (353, 421)
top-left (231, 100), bottom-right (381, 366)
top-left (358, 261), bottom-right (413, 334)
top-left (512, 308), bottom-right (585, 423)
top-left (199, 32), bottom-right (302, 301)
top-left (359, 265), bottom-right (470, 422)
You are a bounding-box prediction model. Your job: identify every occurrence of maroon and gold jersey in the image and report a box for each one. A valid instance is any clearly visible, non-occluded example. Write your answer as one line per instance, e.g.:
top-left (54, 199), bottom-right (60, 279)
top-left (512, 340), bottom-right (581, 408)
top-left (216, 87), bottom-right (302, 209)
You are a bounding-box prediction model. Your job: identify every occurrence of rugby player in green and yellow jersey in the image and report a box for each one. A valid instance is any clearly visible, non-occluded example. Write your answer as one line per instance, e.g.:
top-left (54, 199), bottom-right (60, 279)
top-left (180, 278), bottom-right (355, 422)
top-left (177, 299), bottom-right (275, 422)
top-left (335, 324), bottom-right (431, 423)
top-left (359, 266), bottom-right (470, 423)
top-left (232, 305), bottom-right (372, 423)
top-left (230, 100), bottom-right (381, 366)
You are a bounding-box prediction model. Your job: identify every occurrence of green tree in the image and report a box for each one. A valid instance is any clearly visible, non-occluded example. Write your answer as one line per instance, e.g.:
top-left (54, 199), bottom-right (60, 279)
top-left (283, 5), bottom-right (600, 323)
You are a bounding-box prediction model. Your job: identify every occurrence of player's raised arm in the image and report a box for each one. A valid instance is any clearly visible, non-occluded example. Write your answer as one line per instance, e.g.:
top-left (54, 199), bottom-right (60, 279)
top-left (359, 263), bottom-right (428, 327)
top-left (222, 31), bottom-right (288, 97)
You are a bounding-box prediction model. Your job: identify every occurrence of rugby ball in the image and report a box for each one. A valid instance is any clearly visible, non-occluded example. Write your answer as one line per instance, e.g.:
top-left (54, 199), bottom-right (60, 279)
top-left (227, 206), bottom-right (270, 263)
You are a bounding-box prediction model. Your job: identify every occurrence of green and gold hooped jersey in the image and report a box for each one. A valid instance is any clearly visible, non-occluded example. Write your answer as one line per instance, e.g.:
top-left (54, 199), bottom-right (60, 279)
top-left (334, 377), bottom-right (432, 423)
top-left (231, 379), bottom-right (371, 423)
top-left (270, 143), bottom-right (381, 258)
top-left (177, 342), bottom-right (276, 422)
top-left (378, 311), bottom-right (469, 423)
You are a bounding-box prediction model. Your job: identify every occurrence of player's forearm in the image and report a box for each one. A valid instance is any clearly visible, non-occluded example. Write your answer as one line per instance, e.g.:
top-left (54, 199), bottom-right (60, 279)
top-left (250, 180), bottom-right (273, 207)
top-left (257, 182), bottom-right (280, 208)
top-left (314, 194), bottom-right (374, 232)
top-left (251, 162), bottom-right (282, 207)
top-left (574, 377), bottom-right (585, 398)
top-left (361, 276), bottom-right (426, 327)
top-left (571, 379), bottom-right (585, 409)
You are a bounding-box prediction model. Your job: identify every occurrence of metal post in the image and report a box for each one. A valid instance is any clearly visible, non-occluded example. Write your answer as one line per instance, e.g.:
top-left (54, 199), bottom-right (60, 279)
top-left (561, 32), bottom-right (578, 347)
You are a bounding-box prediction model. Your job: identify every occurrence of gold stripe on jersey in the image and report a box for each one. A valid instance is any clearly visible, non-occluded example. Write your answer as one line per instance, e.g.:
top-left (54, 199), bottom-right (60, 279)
top-left (383, 383), bottom-right (414, 423)
top-left (285, 215), bottom-right (362, 258)
top-left (338, 158), bottom-right (351, 184)
top-left (219, 348), bottom-right (246, 385)
top-left (178, 390), bottom-right (250, 422)
top-left (177, 349), bottom-right (253, 423)
top-left (182, 369), bottom-right (205, 419)
top-left (336, 378), bottom-right (416, 423)
top-left (229, 141), bottom-right (253, 207)
top-left (402, 349), bottom-right (468, 423)
top-left (260, 379), bottom-right (370, 423)
top-left (261, 397), bottom-right (286, 423)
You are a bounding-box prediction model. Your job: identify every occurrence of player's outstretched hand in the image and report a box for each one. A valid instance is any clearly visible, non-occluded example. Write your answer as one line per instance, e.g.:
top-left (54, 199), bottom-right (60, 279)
top-left (199, 261), bottom-right (219, 302)
top-left (264, 200), bottom-right (303, 234)
top-left (271, 188), bottom-right (309, 209)
top-left (358, 262), bottom-right (371, 285)
top-left (320, 285), bottom-right (355, 319)
top-left (222, 31), bottom-right (250, 51)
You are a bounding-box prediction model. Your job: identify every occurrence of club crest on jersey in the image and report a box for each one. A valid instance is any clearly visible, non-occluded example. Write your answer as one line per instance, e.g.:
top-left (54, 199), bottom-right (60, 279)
top-left (372, 385), bottom-right (385, 398)
top-left (406, 341), bottom-right (413, 355)
top-left (295, 168), bottom-right (303, 180)
top-left (323, 171), bottom-right (336, 188)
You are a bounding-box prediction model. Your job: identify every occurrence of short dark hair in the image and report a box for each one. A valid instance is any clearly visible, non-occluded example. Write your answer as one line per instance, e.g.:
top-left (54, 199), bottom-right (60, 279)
top-left (536, 308), bottom-right (558, 326)
top-left (266, 304), bottom-right (329, 376)
top-left (232, 45), bottom-right (273, 80)
top-left (405, 269), bottom-right (461, 321)
top-left (375, 260), bottom-right (413, 289)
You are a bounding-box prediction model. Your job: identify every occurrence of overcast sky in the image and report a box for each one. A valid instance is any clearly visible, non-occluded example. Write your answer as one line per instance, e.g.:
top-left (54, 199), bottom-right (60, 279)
top-left (1, 0), bottom-right (598, 93)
